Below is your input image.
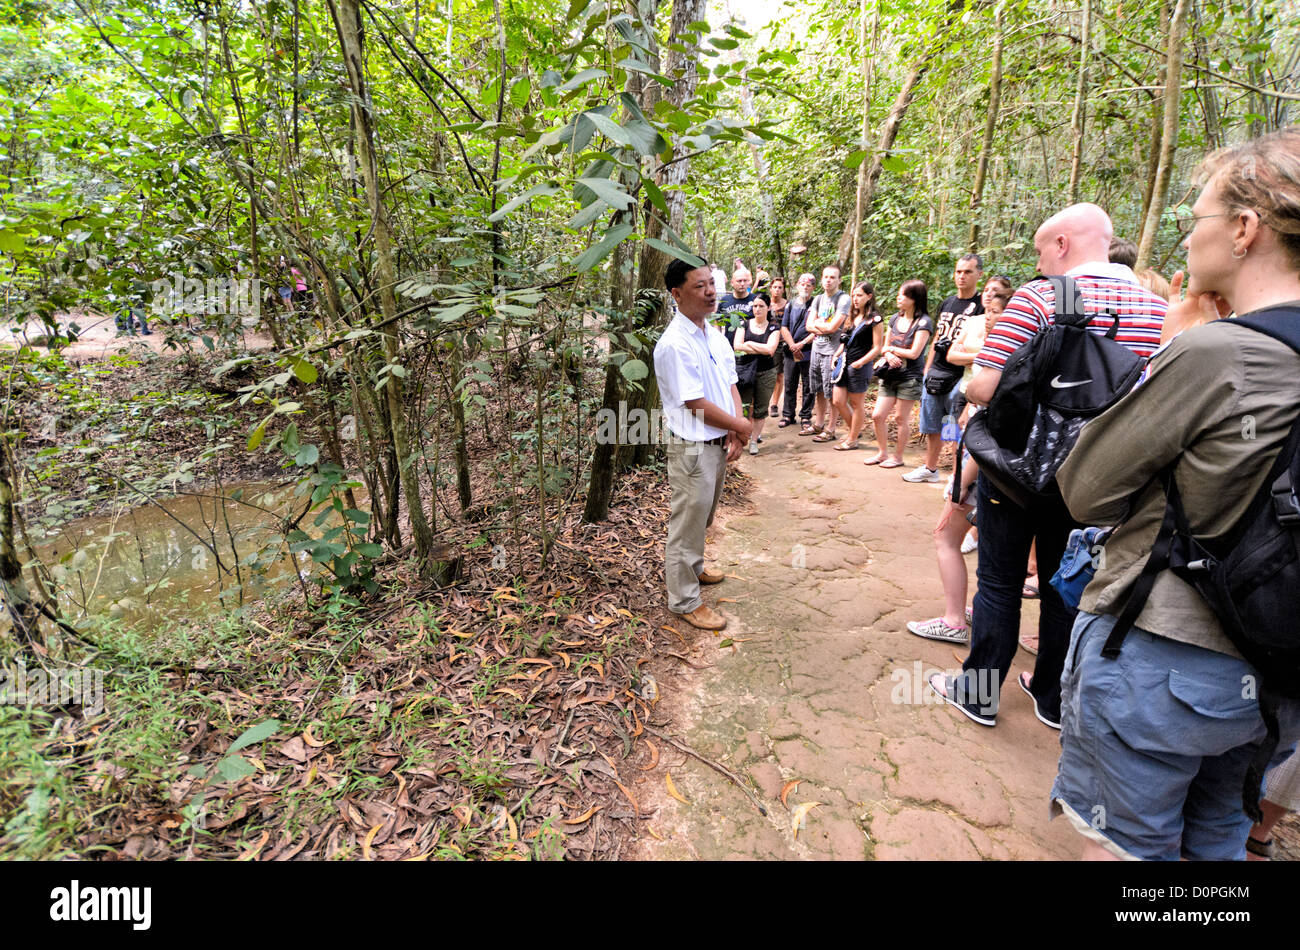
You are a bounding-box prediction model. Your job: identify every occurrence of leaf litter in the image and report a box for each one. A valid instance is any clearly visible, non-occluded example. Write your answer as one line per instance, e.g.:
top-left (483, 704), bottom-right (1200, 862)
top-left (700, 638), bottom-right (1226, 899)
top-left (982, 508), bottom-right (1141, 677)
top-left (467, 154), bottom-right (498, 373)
top-left (11, 466), bottom-right (756, 861)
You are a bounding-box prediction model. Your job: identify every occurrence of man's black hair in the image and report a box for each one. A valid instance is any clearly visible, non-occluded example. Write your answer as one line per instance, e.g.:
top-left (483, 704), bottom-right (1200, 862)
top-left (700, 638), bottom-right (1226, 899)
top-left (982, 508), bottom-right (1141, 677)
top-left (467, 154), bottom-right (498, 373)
top-left (958, 252), bottom-right (984, 270)
top-left (1108, 238), bottom-right (1138, 268)
top-left (665, 256), bottom-right (706, 292)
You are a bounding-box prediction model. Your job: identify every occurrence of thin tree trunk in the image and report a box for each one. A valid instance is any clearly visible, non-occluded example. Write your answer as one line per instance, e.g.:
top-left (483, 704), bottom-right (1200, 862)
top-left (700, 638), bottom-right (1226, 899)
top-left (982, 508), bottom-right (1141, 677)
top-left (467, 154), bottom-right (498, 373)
top-left (331, 0), bottom-right (436, 565)
top-left (849, 0), bottom-right (878, 286)
top-left (1137, 0), bottom-right (1192, 271)
top-left (835, 23), bottom-right (948, 269)
top-left (968, 5), bottom-right (1003, 250)
top-left (586, 0), bottom-right (703, 519)
top-left (1140, 0), bottom-right (1170, 225)
top-left (1068, 0), bottom-right (1092, 202)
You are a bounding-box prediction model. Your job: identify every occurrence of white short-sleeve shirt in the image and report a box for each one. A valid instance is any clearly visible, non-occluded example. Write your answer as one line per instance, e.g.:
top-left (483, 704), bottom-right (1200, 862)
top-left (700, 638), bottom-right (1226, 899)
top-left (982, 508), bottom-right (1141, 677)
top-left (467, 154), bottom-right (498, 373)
top-left (654, 310), bottom-right (738, 442)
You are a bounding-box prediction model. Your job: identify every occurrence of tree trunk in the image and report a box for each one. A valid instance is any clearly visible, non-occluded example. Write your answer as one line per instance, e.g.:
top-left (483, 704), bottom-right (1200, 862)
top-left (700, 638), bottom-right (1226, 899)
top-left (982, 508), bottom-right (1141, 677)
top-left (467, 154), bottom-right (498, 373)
top-left (968, 5), bottom-right (1003, 250)
top-left (1191, 8), bottom-right (1223, 150)
top-left (1139, 0), bottom-right (1170, 225)
top-left (1067, 0), bottom-right (1092, 203)
top-left (1136, 0), bottom-right (1192, 271)
top-left (835, 22), bottom-right (949, 269)
top-left (849, 0), bottom-right (878, 286)
top-left (586, 0), bottom-right (703, 517)
top-left (331, 0), bottom-right (436, 566)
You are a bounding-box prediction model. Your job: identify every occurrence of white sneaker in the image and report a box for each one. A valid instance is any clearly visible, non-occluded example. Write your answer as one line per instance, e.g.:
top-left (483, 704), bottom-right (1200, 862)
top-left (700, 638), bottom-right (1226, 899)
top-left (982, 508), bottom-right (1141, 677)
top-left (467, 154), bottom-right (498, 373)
top-left (748, 441), bottom-right (758, 455)
top-left (961, 531), bottom-right (978, 554)
top-left (902, 465), bottom-right (941, 483)
top-left (906, 617), bottom-right (969, 643)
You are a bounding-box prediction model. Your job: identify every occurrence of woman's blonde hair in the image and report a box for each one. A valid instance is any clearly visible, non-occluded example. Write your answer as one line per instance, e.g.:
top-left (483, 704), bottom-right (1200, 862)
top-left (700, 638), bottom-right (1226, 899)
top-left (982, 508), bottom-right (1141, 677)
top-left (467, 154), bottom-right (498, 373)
top-left (1198, 126), bottom-right (1300, 271)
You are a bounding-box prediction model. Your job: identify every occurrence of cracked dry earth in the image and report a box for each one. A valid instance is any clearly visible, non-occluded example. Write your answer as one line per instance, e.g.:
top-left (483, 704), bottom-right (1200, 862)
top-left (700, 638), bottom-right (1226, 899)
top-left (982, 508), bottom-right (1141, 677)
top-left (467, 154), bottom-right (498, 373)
top-left (633, 418), bottom-right (1080, 861)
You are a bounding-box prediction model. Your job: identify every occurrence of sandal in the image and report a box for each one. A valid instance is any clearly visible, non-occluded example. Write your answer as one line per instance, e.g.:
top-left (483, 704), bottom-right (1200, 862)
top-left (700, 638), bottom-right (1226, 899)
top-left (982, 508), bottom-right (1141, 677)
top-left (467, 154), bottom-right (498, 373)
top-left (833, 441), bottom-right (859, 451)
top-left (812, 431), bottom-right (837, 443)
top-left (778, 419), bottom-right (791, 428)
top-left (798, 425), bottom-right (822, 437)
top-left (1246, 836), bottom-right (1274, 860)
top-left (879, 458), bottom-right (903, 469)
top-left (769, 404), bottom-right (780, 415)
top-left (864, 454), bottom-right (886, 465)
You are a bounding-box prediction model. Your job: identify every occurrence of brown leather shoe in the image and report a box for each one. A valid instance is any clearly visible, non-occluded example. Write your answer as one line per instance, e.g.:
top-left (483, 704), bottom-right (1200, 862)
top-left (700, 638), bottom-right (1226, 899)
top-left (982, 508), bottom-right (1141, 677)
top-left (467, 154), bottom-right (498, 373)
top-left (674, 604), bottom-right (727, 631)
top-left (697, 568), bottom-right (725, 585)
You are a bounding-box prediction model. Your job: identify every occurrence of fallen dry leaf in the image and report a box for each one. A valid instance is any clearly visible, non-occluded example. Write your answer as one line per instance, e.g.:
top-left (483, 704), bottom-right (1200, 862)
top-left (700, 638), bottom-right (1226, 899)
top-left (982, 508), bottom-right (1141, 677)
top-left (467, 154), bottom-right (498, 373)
top-left (563, 804), bottom-right (601, 825)
top-left (665, 772), bottom-right (690, 805)
top-left (638, 738), bottom-right (659, 770)
top-left (362, 823), bottom-right (383, 860)
top-left (780, 779), bottom-right (801, 810)
top-left (302, 725), bottom-right (329, 748)
top-left (716, 598), bottom-right (739, 604)
top-left (613, 780), bottom-right (640, 817)
top-left (790, 801), bottom-right (822, 840)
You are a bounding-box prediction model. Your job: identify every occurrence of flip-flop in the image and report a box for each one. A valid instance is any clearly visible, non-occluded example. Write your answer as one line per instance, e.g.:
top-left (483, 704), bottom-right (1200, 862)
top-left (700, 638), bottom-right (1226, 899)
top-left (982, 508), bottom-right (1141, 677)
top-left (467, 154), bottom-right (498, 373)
top-left (864, 455), bottom-right (886, 465)
top-left (769, 404), bottom-right (780, 415)
top-left (1018, 633), bottom-right (1039, 656)
top-left (1022, 583), bottom-right (1039, 599)
top-left (879, 458), bottom-right (903, 469)
top-left (833, 441), bottom-right (859, 451)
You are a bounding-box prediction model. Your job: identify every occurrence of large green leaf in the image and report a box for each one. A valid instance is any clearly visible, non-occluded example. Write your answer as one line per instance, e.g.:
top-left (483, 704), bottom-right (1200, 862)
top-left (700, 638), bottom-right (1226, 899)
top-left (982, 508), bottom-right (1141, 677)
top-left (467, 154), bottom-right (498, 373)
top-left (226, 719), bottom-right (280, 755)
top-left (557, 67), bottom-right (608, 93)
top-left (572, 177), bottom-right (634, 212)
top-left (571, 223), bottom-right (634, 272)
top-left (489, 183), bottom-right (560, 222)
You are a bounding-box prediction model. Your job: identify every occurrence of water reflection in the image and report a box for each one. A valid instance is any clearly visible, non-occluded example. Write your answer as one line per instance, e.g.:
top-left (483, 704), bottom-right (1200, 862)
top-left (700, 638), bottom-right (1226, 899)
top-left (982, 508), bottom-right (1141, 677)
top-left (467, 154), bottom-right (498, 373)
top-left (27, 482), bottom-right (318, 631)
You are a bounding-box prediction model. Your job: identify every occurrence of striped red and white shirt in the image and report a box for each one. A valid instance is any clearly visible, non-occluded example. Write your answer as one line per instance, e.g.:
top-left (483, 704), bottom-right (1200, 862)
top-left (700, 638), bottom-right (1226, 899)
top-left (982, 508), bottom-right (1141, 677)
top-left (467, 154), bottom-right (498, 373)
top-left (976, 263), bottom-right (1167, 371)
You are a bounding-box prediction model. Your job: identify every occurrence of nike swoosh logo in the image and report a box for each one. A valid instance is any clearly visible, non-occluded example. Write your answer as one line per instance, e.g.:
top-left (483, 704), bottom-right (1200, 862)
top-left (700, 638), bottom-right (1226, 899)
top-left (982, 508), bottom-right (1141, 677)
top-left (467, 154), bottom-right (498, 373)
top-left (1050, 376), bottom-right (1092, 389)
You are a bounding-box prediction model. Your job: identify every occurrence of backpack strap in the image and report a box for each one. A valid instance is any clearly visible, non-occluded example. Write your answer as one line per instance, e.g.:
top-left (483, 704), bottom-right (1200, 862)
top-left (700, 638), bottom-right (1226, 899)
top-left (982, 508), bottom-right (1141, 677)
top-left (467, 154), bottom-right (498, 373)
top-left (1232, 307), bottom-right (1300, 354)
top-left (1100, 462), bottom-right (1181, 659)
top-left (1044, 276), bottom-right (1089, 329)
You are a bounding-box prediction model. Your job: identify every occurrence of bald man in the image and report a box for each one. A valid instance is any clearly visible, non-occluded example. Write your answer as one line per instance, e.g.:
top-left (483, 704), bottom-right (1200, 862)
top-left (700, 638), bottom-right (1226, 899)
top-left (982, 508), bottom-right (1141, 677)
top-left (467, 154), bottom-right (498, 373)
top-left (926, 203), bottom-right (1167, 731)
top-left (717, 267), bottom-right (757, 347)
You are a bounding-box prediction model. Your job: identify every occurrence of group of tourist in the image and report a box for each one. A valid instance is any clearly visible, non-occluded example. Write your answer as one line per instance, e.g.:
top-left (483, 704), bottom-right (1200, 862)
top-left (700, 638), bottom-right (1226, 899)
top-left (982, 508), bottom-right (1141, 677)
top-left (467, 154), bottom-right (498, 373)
top-left (654, 125), bottom-right (1300, 861)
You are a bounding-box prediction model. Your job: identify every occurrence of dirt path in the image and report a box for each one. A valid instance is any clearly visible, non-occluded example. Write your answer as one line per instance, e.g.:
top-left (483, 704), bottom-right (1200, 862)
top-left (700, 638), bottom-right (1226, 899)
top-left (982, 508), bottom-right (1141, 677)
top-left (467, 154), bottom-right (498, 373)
top-left (635, 416), bottom-right (1080, 860)
top-left (3, 312), bottom-right (274, 360)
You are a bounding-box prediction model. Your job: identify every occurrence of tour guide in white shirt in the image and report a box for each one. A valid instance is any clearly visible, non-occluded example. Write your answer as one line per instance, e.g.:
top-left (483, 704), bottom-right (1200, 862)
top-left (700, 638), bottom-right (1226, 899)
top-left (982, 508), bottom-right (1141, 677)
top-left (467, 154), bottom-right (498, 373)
top-left (654, 259), bottom-right (753, 631)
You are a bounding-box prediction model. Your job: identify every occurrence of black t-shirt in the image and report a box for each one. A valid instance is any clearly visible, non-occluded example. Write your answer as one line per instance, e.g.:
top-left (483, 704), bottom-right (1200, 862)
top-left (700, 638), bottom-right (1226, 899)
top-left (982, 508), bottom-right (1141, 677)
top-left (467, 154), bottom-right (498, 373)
top-left (888, 313), bottom-right (934, 378)
top-left (844, 315), bottom-right (882, 364)
top-left (931, 294), bottom-right (983, 373)
top-left (717, 292), bottom-right (756, 345)
top-left (737, 319), bottom-right (780, 373)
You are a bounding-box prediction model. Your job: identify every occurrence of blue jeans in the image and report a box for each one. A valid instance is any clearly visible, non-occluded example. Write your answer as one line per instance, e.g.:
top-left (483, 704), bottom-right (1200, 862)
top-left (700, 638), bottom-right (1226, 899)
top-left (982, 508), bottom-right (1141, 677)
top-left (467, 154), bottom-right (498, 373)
top-left (1052, 611), bottom-right (1300, 860)
top-left (951, 472), bottom-right (1079, 720)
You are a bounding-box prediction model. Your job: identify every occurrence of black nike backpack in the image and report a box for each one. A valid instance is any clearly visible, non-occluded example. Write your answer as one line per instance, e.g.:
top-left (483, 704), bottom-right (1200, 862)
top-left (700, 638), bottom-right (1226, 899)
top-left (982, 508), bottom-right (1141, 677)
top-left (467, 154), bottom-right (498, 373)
top-left (1099, 307), bottom-right (1300, 822)
top-left (964, 276), bottom-right (1146, 507)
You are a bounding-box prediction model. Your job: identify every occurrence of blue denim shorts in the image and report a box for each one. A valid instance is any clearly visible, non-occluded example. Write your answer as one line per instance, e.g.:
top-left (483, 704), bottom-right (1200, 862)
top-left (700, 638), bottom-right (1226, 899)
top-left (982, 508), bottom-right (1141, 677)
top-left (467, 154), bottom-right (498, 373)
top-left (919, 383), bottom-right (960, 434)
top-left (1051, 611), bottom-right (1300, 860)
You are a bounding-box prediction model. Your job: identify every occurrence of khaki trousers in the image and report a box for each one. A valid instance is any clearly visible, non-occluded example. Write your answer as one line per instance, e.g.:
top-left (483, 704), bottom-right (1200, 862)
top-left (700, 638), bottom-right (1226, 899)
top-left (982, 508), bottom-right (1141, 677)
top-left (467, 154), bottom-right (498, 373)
top-left (665, 439), bottom-right (728, 614)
